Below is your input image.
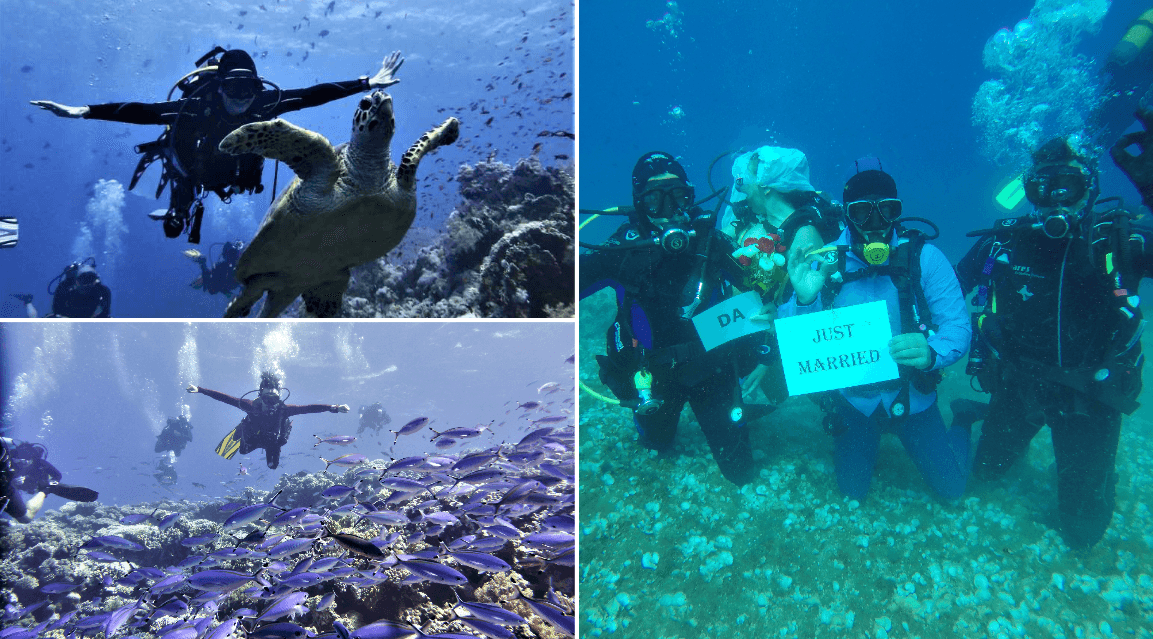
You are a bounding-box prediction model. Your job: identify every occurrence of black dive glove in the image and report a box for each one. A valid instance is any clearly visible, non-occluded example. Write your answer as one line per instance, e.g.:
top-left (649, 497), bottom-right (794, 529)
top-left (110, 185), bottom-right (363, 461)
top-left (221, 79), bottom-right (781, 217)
top-left (1110, 107), bottom-right (1153, 209)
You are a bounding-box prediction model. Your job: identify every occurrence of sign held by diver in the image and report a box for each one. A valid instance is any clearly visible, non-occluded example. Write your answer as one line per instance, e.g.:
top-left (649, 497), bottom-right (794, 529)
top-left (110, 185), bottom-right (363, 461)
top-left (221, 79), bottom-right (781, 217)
top-left (773, 300), bottom-right (899, 396)
top-left (692, 290), bottom-right (767, 351)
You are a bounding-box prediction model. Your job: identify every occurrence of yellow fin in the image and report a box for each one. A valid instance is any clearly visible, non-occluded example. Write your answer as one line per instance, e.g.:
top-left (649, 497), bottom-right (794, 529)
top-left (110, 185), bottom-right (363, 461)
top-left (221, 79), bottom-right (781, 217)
top-left (215, 427), bottom-right (241, 460)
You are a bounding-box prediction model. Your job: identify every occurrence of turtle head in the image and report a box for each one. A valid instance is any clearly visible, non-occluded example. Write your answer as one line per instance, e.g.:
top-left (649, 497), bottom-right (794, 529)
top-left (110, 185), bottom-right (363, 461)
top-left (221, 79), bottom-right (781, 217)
top-left (351, 90), bottom-right (395, 152)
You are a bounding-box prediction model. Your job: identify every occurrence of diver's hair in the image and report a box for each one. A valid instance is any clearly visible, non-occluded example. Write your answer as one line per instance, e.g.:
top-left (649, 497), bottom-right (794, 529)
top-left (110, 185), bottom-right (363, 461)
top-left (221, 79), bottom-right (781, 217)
top-left (781, 190), bottom-right (817, 211)
top-left (259, 371), bottom-right (281, 390)
top-left (1032, 137), bottom-right (1090, 167)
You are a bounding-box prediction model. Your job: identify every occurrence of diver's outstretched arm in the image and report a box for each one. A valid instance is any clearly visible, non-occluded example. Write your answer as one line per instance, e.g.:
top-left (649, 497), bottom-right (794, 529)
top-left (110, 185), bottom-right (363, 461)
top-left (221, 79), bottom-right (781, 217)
top-left (29, 101), bottom-right (89, 119)
top-left (190, 386), bottom-right (250, 411)
top-left (285, 403), bottom-right (348, 417)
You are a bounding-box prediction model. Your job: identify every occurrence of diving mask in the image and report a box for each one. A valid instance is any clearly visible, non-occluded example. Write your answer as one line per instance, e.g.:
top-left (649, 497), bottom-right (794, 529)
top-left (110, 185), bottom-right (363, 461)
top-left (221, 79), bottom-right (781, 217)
top-left (846, 198), bottom-right (902, 228)
top-left (75, 265), bottom-right (98, 287)
top-left (1024, 165), bottom-right (1090, 208)
top-left (639, 185), bottom-right (694, 217)
top-left (221, 73), bottom-right (260, 100)
top-left (258, 388), bottom-right (280, 408)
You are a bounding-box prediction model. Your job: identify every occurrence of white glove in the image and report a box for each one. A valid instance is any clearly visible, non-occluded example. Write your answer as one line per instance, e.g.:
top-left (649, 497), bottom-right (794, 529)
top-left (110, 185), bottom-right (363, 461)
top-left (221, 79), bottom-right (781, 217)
top-left (186, 385), bottom-right (199, 393)
top-left (335, 404), bottom-right (350, 413)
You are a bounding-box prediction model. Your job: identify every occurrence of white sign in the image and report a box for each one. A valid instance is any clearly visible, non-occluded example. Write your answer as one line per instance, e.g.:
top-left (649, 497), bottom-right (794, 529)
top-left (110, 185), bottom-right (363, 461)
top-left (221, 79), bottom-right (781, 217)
top-left (691, 290), bottom-right (767, 351)
top-left (773, 300), bottom-right (899, 396)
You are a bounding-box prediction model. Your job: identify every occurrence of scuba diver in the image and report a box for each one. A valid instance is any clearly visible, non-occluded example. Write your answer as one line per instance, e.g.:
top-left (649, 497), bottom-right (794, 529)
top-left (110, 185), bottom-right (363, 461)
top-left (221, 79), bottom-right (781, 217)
top-left (184, 240), bottom-right (244, 296)
top-left (154, 451), bottom-right (178, 487)
top-left (155, 414), bottom-right (194, 457)
top-left (153, 414), bottom-right (193, 486)
top-left (579, 152), bottom-right (821, 486)
top-left (187, 371), bottom-right (349, 470)
top-left (1112, 107), bottom-right (1153, 211)
top-left (30, 49), bottom-right (405, 244)
top-left (1094, 8), bottom-right (1153, 145)
top-left (779, 160), bottom-right (971, 503)
top-left (358, 402), bottom-right (392, 435)
top-left (1, 437), bottom-right (99, 523)
top-left (718, 145), bottom-right (845, 402)
top-left (957, 128), bottom-right (1153, 550)
top-left (13, 258), bottom-right (112, 318)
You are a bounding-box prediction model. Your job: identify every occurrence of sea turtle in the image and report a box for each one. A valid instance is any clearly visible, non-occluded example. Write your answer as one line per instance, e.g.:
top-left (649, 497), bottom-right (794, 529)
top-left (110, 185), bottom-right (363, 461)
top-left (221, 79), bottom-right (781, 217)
top-left (218, 90), bottom-right (460, 317)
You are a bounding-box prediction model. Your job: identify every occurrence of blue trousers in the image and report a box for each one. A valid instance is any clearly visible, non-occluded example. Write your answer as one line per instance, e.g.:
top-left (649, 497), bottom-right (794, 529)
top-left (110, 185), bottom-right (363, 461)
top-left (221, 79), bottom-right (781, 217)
top-left (833, 396), bottom-right (970, 501)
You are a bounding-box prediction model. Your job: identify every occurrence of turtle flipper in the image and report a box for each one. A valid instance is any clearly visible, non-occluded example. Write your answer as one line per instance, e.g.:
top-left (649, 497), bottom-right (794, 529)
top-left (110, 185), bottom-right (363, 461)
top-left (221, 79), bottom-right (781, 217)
top-left (219, 119), bottom-right (339, 194)
top-left (397, 117), bottom-right (460, 192)
top-left (224, 283), bottom-right (265, 318)
top-left (260, 288), bottom-right (301, 318)
top-left (302, 270), bottom-right (352, 318)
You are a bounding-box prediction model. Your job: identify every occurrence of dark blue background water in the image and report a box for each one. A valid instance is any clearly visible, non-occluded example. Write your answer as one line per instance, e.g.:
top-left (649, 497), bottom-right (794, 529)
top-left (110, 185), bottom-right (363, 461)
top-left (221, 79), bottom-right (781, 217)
top-left (0, 321), bottom-right (574, 509)
top-left (0, 0), bottom-right (573, 318)
top-left (578, 0), bottom-right (1148, 258)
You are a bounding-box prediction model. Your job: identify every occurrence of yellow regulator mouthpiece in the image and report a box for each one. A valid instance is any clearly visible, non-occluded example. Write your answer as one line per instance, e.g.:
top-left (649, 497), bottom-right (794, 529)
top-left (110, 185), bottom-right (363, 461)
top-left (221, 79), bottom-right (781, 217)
top-left (862, 242), bottom-right (890, 265)
top-left (634, 370), bottom-right (654, 392)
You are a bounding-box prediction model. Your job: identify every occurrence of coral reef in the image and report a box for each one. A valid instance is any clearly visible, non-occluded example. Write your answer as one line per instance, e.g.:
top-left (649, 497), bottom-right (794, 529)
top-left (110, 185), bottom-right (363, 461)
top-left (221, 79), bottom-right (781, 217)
top-left (1, 439), bottom-right (575, 638)
top-left (342, 157), bottom-right (574, 318)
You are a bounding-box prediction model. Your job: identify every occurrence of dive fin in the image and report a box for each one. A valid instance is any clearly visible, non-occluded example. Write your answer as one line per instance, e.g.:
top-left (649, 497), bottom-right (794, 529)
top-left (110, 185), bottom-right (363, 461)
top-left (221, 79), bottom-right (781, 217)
top-left (44, 483), bottom-right (99, 502)
top-left (215, 427), bottom-right (242, 460)
top-left (994, 174), bottom-right (1027, 212)
top-left (0, 217), bottom-right (17, 248)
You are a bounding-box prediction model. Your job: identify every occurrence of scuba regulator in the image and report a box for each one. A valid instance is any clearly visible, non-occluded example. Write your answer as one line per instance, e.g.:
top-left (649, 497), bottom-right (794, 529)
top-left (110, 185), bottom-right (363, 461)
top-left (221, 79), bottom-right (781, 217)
top-left (857, 242), bottom-right (891, 265)
top-left (579, 206), bottom-right (714, 255)
top-left (653, 220), bottom-right (693, 254)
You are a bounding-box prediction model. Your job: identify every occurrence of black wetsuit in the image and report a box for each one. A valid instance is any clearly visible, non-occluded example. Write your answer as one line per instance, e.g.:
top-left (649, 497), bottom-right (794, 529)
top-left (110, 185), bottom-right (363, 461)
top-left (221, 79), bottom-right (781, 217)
top-left (196, 387), bottom-right (340, 469)
top-left (358, 403), bottom-right (391, 435)
top-left (957, 212), bottom-right (1153, 549)
top-left (581, 214), bottom-right (776, 486)
top-left (1, 439), bottom-right (62, 521)
top-left (197, 255), bottom-right (241, 296)
top-left (156, 416), bottom-right (194, 456)
top-left (51, 281), bottom-right (111, 318)
top-left (85, 79), bottom-right (370, 238)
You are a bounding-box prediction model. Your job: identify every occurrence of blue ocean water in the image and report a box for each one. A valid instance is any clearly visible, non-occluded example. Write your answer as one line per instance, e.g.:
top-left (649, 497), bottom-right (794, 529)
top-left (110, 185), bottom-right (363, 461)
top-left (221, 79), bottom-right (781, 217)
top-left (0, 0), bottom-right (573, 317)
top-left (1, 321), bottom-right (573, 507)
top-left (578, 0), bottom-right (1147, 259)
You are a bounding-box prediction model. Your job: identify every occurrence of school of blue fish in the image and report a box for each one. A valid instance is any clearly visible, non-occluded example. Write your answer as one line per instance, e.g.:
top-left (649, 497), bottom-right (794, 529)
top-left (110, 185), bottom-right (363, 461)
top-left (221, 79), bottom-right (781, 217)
top-left (0, 395), bottom-right (575, 639)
